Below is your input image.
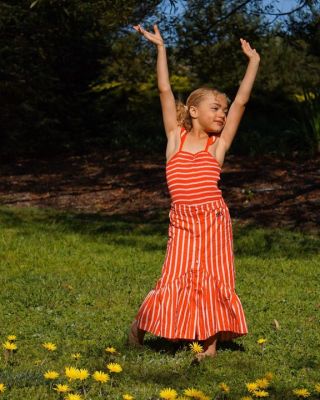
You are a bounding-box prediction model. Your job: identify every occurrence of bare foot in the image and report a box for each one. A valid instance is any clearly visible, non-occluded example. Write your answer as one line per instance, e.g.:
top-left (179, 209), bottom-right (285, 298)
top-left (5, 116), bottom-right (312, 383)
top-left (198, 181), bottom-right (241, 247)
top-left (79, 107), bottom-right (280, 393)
top-left (128, 320), bottom-right (145, 347)
top-left (193, 334), bottom-right (218, 363)
top-left (192, 348), bottom-right (217, 363)
top-left (195, 348), bottom-right (217, 360)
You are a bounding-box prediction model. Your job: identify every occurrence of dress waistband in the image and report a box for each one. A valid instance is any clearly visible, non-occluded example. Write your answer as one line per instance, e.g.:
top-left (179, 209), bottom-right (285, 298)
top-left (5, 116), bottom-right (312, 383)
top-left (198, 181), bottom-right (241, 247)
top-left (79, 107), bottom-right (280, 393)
top-left (170, 198), bottom-right (227, 213)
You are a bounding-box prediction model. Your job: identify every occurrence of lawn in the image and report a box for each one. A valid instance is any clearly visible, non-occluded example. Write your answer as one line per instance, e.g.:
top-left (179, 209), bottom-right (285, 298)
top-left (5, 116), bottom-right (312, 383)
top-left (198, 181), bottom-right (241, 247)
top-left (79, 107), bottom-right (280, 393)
top-left (0, 206), bottom-right (319, 399)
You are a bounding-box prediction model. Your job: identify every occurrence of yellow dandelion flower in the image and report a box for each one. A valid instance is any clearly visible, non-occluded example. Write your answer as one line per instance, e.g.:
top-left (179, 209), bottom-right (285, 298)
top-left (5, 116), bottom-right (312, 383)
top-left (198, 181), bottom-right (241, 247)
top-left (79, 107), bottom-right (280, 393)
top-left (264, 372), bottom-right (274, 381)
top-left (2, 341), bottom-right (17, 351)
top-left (42, 342), bottom-right (57, 351)
top-left (240, 397), bottom-right (253, 400)
top-left (198, 395), bottom-right (210, 400)
top-left (292, 388), bottom-right (311, 398)
top-left (184, 388), bottom-right (205, 398)
top-left (106, 362), bottom-right (122, 373)
top-left (257, 338), bottom-right (267, 344)
top-left (54, 384), bottom-right (70, 393)
top-left (252, 390), bottom-right (269, 397)
top-left (255, 379), bottom-right (269, 389)
top-left (44, 370), bottom-right (59, 380)
top-left (7, 335), bottom-right (17, 341)
top-left (246, 383), bottom-right (259, 393)
top-left (189, 342), bottom-right (204, 354)
top-left (218, 382), bottom-right (230, 393)
top-left (105, 346), bottom-right (117, 353)
top-left (315, 383), bottom-right (320, 393)
top-left (65, 366), bottom-right (79, 380)
top-left (159, 388), bottom-right (178, 399)
top-left (123, 394), bottom-right (134, 400)
top-left (71, 353), bottom-right (81, 360)
top-left (76, 369), bottom-right (89, 381)
top-left (93, 371), bottom-right (109, 383)
top-left (0, 383), bottom-right (6, 393)
top-left (64, 394), bottom-right (82, 400)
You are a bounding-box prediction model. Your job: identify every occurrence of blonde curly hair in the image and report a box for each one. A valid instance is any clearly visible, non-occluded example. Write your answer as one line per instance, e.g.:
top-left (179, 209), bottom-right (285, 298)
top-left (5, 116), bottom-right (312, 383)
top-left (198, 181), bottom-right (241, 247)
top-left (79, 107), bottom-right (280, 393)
top-left (176, 87), bottom-right (231, 131)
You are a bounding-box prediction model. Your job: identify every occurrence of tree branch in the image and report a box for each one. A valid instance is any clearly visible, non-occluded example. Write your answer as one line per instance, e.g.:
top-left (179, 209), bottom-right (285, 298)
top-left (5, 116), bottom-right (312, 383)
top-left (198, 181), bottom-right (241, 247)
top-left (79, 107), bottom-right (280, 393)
top-left (215, 0), bottom-right (252, 24)
top-left (256, 0), bottom-right (309, 16)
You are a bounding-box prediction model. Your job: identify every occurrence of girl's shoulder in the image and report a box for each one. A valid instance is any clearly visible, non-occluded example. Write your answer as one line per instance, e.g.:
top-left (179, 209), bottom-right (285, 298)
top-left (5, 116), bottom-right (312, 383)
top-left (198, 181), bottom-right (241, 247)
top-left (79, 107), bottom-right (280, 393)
top-left (166, 126), bottom-right (187, 162)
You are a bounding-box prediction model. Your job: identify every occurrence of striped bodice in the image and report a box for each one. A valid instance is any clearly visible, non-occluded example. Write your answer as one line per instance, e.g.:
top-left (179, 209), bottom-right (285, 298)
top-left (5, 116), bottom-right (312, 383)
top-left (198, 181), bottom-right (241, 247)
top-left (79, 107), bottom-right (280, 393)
top-left (166, 128), bottom-right (222, 205)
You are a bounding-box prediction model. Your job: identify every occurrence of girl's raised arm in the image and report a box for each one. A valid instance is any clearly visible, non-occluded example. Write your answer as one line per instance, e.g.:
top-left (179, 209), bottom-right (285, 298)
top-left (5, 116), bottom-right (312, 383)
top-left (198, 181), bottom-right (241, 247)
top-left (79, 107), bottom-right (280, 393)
top-left (133, 24), bottom-right (178, 139)
top-left (215, 39), bottom-right (260, 165)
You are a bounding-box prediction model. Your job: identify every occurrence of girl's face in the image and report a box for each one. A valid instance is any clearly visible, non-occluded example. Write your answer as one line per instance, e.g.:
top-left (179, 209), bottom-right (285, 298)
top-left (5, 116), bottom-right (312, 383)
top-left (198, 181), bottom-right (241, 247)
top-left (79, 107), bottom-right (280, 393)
top-left (191, 94), bottom-right (229, 133)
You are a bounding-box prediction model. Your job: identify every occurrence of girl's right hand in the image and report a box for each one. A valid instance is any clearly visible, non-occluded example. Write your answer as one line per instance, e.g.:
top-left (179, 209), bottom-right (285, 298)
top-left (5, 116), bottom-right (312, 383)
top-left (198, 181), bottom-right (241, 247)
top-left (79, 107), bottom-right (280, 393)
top-left (133, 24), bottom-right (164, 47)
top-left (240, 38), bottom-right (260, 63)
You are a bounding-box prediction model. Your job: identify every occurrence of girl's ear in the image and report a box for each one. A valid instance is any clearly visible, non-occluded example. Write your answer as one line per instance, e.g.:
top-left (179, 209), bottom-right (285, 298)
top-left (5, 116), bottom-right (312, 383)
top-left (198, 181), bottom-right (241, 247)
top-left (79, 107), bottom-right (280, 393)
top-left (189, 105), bottom-right (198, 118)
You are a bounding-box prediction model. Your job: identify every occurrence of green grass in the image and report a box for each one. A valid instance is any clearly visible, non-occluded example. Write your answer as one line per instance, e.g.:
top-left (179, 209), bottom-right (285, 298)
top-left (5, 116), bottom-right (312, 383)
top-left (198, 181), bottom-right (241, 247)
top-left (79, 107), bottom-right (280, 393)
top-left (0, 206), bottom-right (319, 399)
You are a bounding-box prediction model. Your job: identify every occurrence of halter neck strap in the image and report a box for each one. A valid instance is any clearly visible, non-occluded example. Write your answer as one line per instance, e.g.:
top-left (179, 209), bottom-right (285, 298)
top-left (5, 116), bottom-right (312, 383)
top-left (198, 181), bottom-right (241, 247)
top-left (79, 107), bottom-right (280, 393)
top-left (179, 127), bottom-right (217, 152)
top-left (178, 127), bottom-right (187, 151)
top-left (204, 135), bottom-right (216, 151)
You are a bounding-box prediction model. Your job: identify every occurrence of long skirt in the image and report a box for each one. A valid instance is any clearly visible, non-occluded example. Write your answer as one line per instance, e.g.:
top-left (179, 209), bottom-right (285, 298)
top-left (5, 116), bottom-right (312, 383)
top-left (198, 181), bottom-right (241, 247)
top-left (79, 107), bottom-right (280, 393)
top-left (135, 198), bottom-right (248, 341)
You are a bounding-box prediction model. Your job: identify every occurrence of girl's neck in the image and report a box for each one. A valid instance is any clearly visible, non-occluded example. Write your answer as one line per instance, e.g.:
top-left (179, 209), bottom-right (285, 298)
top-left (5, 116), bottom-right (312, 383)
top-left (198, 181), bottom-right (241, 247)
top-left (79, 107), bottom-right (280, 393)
top-left (188, 128), bottom-right (208, 139)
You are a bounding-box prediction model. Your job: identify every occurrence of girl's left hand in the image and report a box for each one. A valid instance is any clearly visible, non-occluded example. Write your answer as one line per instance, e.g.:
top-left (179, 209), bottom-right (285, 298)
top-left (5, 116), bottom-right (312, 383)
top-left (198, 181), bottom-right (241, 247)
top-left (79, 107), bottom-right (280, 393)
top-left (240, 38), bottom-right (260, 62)
top-left (133, 24), bottom-right (164, 47)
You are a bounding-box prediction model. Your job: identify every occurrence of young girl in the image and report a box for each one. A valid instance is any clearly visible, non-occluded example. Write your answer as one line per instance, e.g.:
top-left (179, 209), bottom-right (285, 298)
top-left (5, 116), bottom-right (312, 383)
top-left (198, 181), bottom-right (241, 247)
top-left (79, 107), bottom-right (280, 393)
top-left (129, 24), bottom-right (260, 362)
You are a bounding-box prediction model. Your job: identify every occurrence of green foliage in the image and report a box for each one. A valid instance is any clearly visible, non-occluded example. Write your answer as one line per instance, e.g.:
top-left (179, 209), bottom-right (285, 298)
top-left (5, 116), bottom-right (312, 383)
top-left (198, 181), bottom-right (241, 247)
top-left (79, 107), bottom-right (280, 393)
top-left (0, 0), bottom-right (163, 157)
top-left (172, 1), bottom-right (320, 157)
top-left (0, 0), bottom-right (320, 157)
top-left (175, 0), bottom-right (266, 91)
top-left (291, 89), bottom-right (320, 155)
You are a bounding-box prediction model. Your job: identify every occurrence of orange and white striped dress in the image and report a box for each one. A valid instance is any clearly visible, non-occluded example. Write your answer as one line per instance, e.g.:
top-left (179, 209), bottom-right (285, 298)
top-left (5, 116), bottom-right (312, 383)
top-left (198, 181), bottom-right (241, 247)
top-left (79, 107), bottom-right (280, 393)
top-left (135, 127), bottom-right (248, 341)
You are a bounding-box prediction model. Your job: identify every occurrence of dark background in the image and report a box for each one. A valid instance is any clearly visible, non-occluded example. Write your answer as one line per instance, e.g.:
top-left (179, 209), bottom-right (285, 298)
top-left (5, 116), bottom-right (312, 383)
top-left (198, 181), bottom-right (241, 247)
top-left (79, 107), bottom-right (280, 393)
top-left (0, 0), bottom-right (319, 160)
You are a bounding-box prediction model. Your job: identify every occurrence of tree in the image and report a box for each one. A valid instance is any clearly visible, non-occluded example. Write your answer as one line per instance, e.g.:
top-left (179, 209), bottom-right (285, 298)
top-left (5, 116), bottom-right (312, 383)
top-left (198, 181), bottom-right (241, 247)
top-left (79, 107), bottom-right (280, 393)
top-left (0, 0), bottom-right (164, 157)
top-left (169, 0), bottom-right (320, 155)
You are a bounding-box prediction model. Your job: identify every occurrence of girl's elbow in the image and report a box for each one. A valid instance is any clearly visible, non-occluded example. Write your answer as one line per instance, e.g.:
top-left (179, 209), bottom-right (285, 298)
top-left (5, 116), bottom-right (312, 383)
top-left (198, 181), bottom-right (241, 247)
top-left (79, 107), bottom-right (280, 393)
top-left (233, 98), bottom-right (248, 108)
top-left (158, 85), bottom-right (172, 93)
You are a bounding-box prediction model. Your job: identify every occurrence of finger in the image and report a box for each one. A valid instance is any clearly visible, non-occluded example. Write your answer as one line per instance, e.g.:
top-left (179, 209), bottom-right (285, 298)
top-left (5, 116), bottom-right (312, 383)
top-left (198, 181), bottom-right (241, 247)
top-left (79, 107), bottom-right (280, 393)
top-left (240, 38), bottom-right (249, 48)
top-left (133, 24), bottom-right (142, 33)
top-left (139, 26), bottom-right (151, 37)
top-left (241, 42), bottom-right (248, 51)
top-left (243, 42), bottom-right (251, 52)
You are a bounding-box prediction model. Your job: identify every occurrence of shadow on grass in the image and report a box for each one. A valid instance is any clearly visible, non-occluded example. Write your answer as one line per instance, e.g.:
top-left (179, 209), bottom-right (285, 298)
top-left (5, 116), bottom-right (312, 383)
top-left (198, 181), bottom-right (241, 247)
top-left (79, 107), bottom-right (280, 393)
top-left (144, 337), bottom-right (190, 355)
top-left (143, 336), bottom-right (245, 356)
top-left (1, 206), bottom-right (319, 258)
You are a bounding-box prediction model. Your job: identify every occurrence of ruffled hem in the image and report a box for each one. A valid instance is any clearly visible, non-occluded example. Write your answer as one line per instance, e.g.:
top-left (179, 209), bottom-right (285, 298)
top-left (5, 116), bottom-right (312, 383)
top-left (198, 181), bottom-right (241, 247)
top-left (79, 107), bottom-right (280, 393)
top-left (135, 271), bottom-right (248, 341)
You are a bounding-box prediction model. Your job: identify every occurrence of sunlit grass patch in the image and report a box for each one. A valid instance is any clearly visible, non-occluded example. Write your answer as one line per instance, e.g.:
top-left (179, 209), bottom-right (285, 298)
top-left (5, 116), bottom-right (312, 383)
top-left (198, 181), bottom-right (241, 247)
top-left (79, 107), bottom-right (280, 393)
top-left (0, 206), bottom-right (319, 399)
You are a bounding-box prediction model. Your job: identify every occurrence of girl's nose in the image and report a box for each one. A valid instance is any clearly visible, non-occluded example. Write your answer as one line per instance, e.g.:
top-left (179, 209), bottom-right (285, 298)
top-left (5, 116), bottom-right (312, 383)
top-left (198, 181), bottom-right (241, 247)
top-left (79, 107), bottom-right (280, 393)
top-left (218, 110), bottom-right (226, 119)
